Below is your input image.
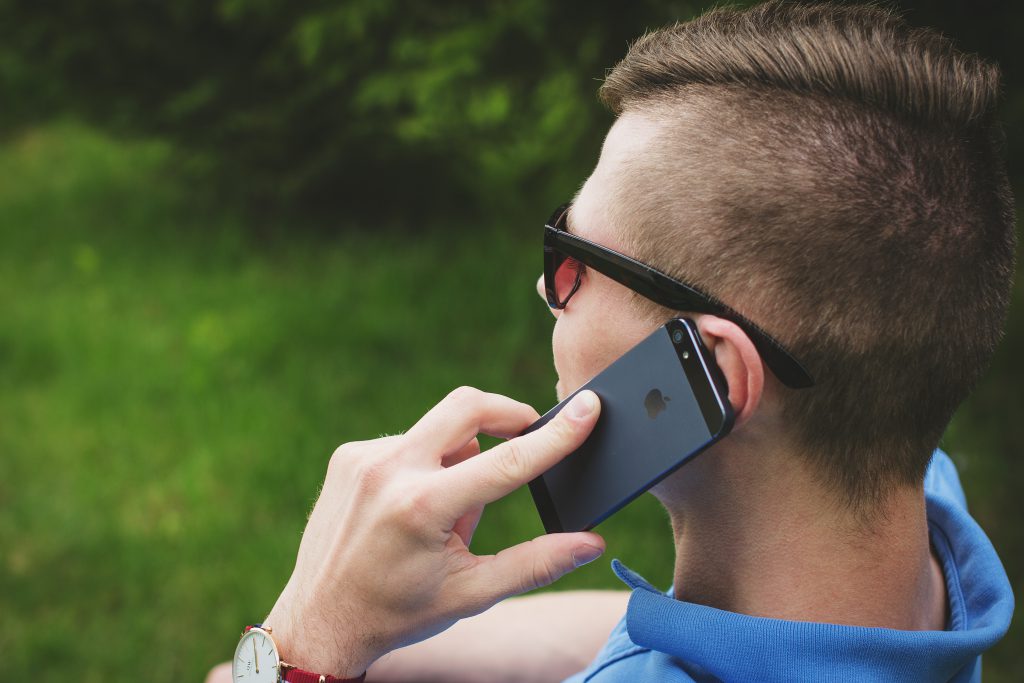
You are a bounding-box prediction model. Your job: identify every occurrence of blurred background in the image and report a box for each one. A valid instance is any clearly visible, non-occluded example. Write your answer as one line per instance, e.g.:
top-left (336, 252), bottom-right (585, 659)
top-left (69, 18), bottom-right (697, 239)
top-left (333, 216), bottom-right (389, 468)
top-left (0, 1), bottom-right (1020, 681)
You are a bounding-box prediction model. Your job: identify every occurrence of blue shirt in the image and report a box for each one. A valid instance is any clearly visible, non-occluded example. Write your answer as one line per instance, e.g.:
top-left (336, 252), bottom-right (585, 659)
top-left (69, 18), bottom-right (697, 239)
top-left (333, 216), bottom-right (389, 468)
top-left (565, 451), bottom-right (1014, 682)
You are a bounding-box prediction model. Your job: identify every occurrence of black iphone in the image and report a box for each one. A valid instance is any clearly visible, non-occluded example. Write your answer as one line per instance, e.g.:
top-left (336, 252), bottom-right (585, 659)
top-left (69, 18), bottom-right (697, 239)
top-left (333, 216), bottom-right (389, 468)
top-left (526, 318), bottom-right (734, 533)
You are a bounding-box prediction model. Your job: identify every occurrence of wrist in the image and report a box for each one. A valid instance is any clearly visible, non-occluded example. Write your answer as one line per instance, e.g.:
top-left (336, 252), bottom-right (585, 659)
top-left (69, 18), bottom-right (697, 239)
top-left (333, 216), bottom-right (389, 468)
top-left (262, 612), bottom-right (371, 681)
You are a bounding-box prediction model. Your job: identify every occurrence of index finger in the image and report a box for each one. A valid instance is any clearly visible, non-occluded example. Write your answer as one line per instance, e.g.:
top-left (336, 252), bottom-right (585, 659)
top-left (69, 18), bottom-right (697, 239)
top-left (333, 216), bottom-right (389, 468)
top-left (404, 386), bottom-right (540, 459)
top-left (438, 391), bottom-right (601, 513)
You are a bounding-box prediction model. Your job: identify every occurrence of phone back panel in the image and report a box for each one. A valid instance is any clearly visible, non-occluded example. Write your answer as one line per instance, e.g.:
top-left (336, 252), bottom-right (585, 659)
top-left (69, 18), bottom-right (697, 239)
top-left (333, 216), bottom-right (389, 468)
top-left (527, 319), bottom-right (731, 533)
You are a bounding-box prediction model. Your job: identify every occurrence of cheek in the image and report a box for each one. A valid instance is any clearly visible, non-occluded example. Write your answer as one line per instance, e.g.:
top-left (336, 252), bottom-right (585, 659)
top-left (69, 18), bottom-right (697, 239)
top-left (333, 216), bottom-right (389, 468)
top-left (550, 317), bottom-right (571, 395)
top-left (551, 294), bottom-right (666, 397)
top-left (551, 298), bottom-right (617, 395)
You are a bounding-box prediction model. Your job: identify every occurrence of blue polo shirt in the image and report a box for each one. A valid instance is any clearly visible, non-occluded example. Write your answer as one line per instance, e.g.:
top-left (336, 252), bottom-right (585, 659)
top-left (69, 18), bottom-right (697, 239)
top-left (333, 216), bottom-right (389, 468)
top-left (565, 451), bottom-right (1013, 682)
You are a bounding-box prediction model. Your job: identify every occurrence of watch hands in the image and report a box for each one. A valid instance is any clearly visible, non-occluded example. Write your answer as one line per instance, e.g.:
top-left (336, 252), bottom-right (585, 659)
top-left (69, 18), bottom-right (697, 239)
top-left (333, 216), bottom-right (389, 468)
top-left (253, 637), bottom-right (259, 673)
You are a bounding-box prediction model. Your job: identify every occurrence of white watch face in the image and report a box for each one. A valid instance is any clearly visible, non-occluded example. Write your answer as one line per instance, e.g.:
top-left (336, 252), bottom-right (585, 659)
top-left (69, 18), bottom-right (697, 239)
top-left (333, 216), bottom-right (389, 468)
top-left (232, 628), bottom-right (281, 683)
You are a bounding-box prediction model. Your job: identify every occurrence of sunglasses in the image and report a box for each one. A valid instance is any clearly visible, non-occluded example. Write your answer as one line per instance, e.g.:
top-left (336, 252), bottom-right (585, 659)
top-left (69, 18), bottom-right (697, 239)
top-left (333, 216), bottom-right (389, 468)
top-left (543, 204), bottom-right (814, 389)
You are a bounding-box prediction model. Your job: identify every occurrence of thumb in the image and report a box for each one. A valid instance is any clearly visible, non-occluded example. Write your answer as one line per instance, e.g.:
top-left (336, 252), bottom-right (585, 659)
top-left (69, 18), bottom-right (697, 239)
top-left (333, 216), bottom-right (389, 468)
top-left (463, 532), bottom-right (606, 609)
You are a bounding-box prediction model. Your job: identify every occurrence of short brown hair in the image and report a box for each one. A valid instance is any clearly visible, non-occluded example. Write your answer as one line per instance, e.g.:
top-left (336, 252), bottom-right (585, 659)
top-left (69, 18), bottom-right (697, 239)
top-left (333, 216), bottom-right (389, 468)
top-left (599, 1), bottom-right (1016, 511)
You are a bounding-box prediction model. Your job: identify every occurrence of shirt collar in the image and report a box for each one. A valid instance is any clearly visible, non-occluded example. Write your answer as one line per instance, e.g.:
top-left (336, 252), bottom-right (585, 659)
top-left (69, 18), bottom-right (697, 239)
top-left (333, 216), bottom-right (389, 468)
top-left (612, 490), bottom-right (1013, 683)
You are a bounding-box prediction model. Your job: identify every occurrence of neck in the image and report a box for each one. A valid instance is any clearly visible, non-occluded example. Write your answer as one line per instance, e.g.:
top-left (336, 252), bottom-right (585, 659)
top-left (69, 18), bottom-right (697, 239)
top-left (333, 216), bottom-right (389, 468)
top-left (653, 435), bottom-right (947, 630)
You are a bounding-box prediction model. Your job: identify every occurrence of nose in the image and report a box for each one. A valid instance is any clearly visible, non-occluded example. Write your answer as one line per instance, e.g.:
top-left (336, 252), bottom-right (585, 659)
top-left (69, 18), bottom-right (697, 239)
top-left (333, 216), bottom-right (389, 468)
top-left (536, 273), bottom-right (559, 318)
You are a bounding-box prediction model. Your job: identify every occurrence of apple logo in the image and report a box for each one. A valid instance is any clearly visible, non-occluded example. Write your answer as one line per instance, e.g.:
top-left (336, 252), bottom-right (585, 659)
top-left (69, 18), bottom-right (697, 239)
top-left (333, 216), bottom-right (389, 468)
top-left (644, 388), bottom-right (671, 419)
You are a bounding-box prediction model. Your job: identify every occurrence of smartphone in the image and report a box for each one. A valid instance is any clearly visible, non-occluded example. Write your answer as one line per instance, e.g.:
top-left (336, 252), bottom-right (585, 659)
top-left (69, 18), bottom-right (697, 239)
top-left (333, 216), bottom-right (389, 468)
top-left (526, 318), bottom-right (734, 533)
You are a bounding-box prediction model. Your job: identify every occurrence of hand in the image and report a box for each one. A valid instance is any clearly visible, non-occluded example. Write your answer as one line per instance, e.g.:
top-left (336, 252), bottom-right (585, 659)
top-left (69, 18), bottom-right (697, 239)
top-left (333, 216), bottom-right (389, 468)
top-left (262, 387), bottom-right (604, 679)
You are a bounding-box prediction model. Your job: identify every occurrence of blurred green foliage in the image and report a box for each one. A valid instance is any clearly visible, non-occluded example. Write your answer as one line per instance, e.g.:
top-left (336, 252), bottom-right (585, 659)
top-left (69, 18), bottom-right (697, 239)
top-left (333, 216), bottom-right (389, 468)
top-left (0, 124), bottom-right (676, 682)
top-left (0, 0), bottom-right (696, 218)
top-left (3, 0), bottom-right (1010, 218)
top-left (4, 1), bottom-right (1022, 218)
top-left (0, 1), bottom-right (1022, 682)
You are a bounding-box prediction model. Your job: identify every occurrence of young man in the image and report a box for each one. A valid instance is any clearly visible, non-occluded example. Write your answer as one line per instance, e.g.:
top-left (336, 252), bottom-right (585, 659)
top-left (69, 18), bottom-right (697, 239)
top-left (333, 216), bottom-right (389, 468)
top-left (210, 3), bottom-right (1014, 681)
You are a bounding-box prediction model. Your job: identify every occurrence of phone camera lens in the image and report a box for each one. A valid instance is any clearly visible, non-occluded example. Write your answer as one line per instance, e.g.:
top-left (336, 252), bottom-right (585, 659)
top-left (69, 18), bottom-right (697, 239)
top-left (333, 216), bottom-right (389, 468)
top-left (672, 329), bottom-right (684, 344)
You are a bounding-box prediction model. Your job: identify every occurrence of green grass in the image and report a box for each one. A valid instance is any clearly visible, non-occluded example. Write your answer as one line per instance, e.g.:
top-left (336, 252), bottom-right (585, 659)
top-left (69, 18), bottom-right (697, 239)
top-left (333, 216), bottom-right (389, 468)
top-left (0, 124), bottom-right (1020, 682)
top-left (0, 124), bottom-right (672, 682)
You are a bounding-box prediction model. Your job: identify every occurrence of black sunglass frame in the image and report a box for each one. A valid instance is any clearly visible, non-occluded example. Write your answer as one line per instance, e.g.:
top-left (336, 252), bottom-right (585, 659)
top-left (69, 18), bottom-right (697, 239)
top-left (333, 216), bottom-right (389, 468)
top-left (543, 204), bottom-right (814, 389)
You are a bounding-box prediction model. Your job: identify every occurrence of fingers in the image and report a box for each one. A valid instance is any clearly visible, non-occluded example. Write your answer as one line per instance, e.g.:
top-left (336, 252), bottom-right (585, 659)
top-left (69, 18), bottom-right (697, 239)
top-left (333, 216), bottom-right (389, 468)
top-left (405, 387), bottom-right (540, 459)
top-left (461, 531), bottom-right (606, 609)
top-left (451, 505), bottom-right (484, 546)
top-left (441, 437), bottom-right (480, 468)
top-left (440, 391), bottom-right (600, 513)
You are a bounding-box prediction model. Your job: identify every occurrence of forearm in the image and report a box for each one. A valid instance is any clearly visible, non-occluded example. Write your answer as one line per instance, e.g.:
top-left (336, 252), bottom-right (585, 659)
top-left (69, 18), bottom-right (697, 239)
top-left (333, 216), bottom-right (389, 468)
top-left (367, 590), bottom-right (629, 683)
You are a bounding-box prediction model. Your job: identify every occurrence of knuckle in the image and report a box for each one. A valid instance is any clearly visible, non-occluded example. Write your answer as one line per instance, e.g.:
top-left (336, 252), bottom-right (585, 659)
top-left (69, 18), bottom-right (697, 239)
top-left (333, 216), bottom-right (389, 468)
top-left (526, 547), bottom-right (559, 592)
top-left (394, 484), bottom-right (435, 519)
top-left (494, 440), bottom-right (530, 484)
top-left (329, 434), bottom-right (404, 481)
top-left (328, 442), bottom-right (360, 473)
top-left (551, 411), bottom-right (581, 441)
top-left (445, 385), bottom-right (482, 408)
top-left (329, 446), bottom-right (393, 499)
top-left (346, 452), bottom-right (391, 498)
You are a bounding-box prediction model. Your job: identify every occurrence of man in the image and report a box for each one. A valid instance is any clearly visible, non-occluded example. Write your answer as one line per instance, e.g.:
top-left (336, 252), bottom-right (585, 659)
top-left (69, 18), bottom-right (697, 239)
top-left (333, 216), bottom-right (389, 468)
top-left (209, 2), bottom-right (1015, 681)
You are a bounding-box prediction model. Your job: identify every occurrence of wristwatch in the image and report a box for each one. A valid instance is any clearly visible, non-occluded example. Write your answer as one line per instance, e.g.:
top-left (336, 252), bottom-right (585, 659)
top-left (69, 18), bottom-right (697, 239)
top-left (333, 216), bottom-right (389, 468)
top-left (232, 624), bottom-right (366, 683)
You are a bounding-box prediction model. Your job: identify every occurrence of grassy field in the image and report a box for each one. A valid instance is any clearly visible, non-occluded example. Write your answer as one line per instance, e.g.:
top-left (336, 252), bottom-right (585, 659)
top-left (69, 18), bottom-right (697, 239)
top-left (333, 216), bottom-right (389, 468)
top-left (0, 125), bottom-right (675, 681)
top-left (1, 124), bottom-right (1020, 681)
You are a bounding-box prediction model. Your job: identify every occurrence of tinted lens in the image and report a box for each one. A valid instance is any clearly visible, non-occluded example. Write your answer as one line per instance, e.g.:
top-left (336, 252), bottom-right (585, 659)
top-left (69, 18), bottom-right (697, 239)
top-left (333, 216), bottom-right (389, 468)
top-left (544, 205), bottom-right (583, 308)
top-left (553, 255), bottom-right (583, 306)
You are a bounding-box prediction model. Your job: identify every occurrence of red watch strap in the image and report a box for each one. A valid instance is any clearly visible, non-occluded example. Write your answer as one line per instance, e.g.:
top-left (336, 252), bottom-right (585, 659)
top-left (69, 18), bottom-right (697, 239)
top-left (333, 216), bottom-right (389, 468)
top-left (283, 668), bottom-right (365, 683)
top-left (243, 625), bottom-right (365, 683)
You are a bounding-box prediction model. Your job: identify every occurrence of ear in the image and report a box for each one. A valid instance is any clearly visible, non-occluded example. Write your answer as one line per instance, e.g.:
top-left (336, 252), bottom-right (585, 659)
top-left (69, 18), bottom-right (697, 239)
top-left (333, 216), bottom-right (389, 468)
top-left (696, 315), bottom-right (764, 428)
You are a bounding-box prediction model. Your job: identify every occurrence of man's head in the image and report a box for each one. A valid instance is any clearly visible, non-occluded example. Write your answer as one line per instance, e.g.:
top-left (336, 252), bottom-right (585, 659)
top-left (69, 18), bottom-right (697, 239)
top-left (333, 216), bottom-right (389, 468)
top-left (541, 1), bottom-right (1016, 515)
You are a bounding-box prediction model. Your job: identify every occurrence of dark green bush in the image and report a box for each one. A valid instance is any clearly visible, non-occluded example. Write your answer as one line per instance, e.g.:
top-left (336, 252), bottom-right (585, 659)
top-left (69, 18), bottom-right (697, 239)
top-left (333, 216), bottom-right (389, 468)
top-left (3, 1), bottom-right (1021, 221)
top-left (0, 1), bottom-right (697, 218)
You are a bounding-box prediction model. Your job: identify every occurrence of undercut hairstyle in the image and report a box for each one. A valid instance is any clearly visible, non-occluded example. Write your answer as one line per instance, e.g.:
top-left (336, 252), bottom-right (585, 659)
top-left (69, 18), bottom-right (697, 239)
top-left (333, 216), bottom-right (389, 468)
top-left (599, 1), bottom-right (1016, 513)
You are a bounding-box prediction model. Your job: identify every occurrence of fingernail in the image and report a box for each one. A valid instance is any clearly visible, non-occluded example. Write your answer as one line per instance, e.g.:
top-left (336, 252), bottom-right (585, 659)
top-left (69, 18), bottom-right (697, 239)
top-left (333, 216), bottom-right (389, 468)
top-left (572, 543), bottom-right (604, 568)
top-left (566, 390), bottom-right (598, 419)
